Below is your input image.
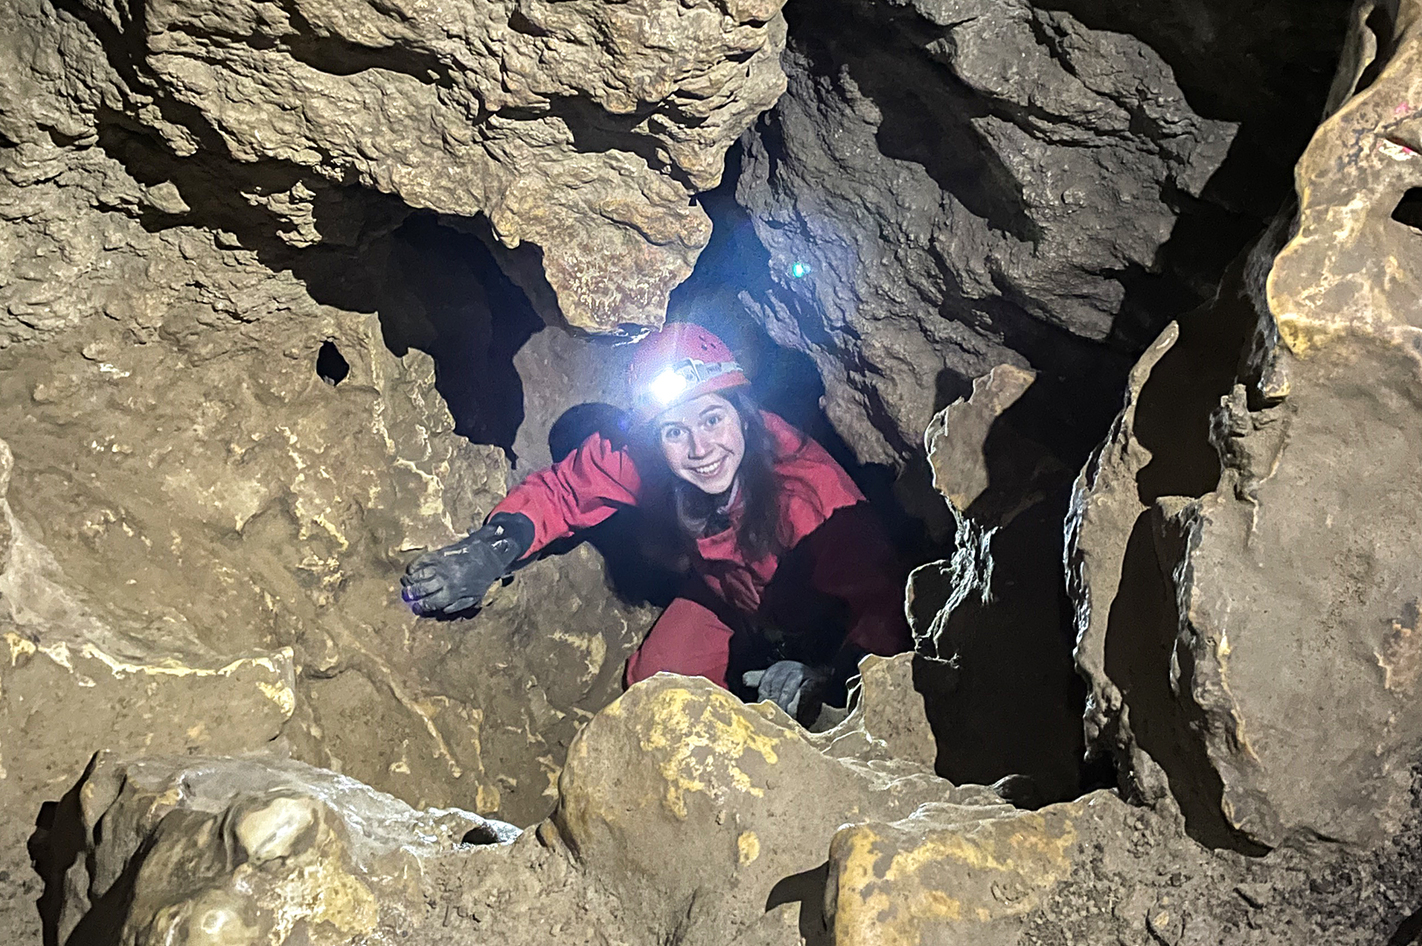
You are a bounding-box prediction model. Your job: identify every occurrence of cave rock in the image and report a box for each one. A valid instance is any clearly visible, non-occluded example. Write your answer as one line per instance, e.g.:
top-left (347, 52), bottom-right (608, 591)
top-left (735, 0), bottom-right (1236, 464)
top-left (1067, 0), bottom-right (1422, 849)
top-left (0, 0), bottom-right (790, 333)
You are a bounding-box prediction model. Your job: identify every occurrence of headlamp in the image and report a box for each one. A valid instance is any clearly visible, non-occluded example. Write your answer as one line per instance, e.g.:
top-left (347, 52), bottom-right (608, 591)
top-left (649, 369), bottom-right (690, 406)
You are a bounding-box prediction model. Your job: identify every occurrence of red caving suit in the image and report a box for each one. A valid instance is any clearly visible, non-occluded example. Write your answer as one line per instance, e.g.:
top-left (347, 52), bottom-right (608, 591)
top-left (491, 411), bottom-right (911, 688)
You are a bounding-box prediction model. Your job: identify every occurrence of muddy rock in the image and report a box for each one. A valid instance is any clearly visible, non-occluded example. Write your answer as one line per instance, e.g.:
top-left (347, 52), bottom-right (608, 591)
top-left (44, 668), bottom-right (1422, 946)
top-left (0, 130), bottom-right (657, 847)
top-left (807, 652), bottom-right (939, 768)
top-left (0, 431), bottom-right (301, 939)
top-left (48, 670), bottom-right (1015, 945)
top-left (552, 674), bottom-right (1010, 944)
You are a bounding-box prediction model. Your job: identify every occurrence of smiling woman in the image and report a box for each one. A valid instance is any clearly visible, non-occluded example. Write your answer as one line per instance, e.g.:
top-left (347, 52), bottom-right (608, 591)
top-left (655, 395), bottom-right (746, 495)
top-left (400, 323), bottom-right (911, 723)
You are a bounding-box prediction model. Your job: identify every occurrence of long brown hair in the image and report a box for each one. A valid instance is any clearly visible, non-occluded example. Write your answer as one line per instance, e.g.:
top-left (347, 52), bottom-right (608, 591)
top-left (631, 388), bottom-right (788, 570)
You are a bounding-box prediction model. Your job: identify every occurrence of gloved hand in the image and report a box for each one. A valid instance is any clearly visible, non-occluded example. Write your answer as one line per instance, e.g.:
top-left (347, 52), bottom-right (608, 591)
top-left (400, 512), bottom-right (534, 616)
top-left (742, 660), bottom-right (832, 721)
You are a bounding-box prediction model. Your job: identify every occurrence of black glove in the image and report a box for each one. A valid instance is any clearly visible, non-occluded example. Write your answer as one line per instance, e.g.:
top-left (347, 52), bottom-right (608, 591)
top-left (742, 660), bottom-right (832, 722)
top-left (400, 513), bottom-right (534, 616)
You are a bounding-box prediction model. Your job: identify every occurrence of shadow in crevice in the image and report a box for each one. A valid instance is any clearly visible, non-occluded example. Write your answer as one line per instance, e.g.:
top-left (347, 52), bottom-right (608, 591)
top-left (911, 486), bottom-right (1089, 805)
top-left (785, 0), bottom-right (1040, 245)
top-left (374, 212), bottom-right (546, 456)
top-left (1132, 259), bottom-right (1259, 504)
top-left (1394, 188), bottom-right (1422, 232)
top-left (1389, 906), bottom-right (1422, 946)
top-left (1103, 512), bottom-right (1267, 856)
top-left (29, 754), bottom-right (139, 946)
top-left (31, 764), bottom-right (89, 946)
top-left (83, 76), bottom-right (545, 458)
top-left (766, 862), bottom-right (831, 946)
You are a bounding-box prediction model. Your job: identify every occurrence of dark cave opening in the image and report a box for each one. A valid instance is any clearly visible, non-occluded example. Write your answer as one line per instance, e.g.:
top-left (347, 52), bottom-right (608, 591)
top-left (315, 340), bottom-right (349, 386)
top-left (1394, 188), bottom-right (1422, 231)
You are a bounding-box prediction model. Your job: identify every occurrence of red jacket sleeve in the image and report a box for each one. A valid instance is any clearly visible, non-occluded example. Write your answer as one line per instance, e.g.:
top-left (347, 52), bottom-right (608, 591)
top-left (491, 432), bottom-right (642, 555)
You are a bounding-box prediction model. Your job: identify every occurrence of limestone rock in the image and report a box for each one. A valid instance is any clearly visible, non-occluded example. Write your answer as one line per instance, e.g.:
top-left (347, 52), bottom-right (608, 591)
top-left (552, 674), bottom-right (1009, 944)
top-left (808, 652), bottom-right (939, 768)
top-left (1064, 322), bottom-right (1182, 806)
top-left (51, 754), bottom-right (513, 946)
top-left (1065, 0), bottom-right (1422, 849)
top-left (826, 796), bottom-right (1099, 945)
top-left (45, 673), bottom-right (1422, 946)
top-left (0, 0), bottom-right (789, 334)
top-left (0, 135), bottom-right (658, 844)
top-left (735, 0), bottom-right (1236, 465)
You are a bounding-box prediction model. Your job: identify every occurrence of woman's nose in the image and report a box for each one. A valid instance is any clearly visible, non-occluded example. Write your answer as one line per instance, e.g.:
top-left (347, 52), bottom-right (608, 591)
top-left (688, 430), bottom-right (710, 456)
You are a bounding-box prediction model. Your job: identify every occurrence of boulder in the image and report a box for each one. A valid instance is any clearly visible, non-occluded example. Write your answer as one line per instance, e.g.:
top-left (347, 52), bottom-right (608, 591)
top-left (44, 666), bottom-right (1422, 946)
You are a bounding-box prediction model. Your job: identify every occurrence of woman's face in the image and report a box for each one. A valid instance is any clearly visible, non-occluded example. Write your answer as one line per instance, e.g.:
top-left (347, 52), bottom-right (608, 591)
top-left (655, 393), bottom-right (745, 495)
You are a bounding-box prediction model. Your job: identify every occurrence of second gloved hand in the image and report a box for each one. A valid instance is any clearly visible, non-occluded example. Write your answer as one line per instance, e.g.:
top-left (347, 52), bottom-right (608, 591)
top-left (400, 513), bottom-right (534, 616)
top-left (742, 660), bottom-right (832, 721)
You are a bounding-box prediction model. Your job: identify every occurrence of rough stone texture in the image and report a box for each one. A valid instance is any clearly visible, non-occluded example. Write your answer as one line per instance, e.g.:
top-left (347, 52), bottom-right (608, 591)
top-left (0, 0), bottom-right (789, 335)
top-left (0, 125), bottom-right (659, 945)
top-left (734, 0), bottom-right (1237, 466)
top-left (48, 754), bottom-right (511, 946)
top-left (47, 672), bottom-right (1422, 946)
top-left (1065, 322), bottom-right (1183, 808)
top-left (0, 438), bottom-right (298, 945)
top-left (807, 652), bottom-right (939, 768)
top-left (551, 674), bottom-right (1005, 945)
top-left (1066, 0), bottom-right (1422, 851)
top-left (905, 365), bottom-right (1086, 805)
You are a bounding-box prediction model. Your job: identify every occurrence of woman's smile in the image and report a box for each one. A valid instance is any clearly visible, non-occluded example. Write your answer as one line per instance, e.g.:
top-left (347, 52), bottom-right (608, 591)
top-left (656, 394), bottom-right (746, 495)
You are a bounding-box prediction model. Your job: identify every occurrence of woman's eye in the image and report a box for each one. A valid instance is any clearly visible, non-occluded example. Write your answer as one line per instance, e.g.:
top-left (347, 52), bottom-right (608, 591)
top-left (704, 413), bottom-right (722, 427)
top-left (661, 427), bottom-right (686, 443)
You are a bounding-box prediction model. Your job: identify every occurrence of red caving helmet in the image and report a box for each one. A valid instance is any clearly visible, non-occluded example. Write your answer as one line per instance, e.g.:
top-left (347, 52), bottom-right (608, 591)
top-left (628, 323), bottom-right (749, 425)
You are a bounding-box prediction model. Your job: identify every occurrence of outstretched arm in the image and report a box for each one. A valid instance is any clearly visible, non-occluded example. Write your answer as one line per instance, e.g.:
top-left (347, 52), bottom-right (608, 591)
top-left (402, 431), bottom-right (643, 616)
top-left (490, 430), bottom-right (643, 557)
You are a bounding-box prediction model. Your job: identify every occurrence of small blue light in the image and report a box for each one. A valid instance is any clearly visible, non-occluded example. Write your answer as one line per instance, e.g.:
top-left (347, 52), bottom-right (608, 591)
top-left (790, 261), bottom-right (811, 279)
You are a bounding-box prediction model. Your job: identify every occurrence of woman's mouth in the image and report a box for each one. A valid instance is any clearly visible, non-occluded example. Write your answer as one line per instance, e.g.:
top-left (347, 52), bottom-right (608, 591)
top-left (689, 457), bottom-right (725, 477)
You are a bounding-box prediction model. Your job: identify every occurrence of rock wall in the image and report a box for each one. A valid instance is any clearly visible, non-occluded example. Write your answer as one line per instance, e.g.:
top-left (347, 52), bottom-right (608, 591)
top-left (728, 0), bottom-right (1350, 467)
top-left (0, 96), bottom-right (664, 946)
top-left (0, 0), bottom-right (800, 938)
top-left (5, 0), bottom-right (1422, 942)
top-left (0, 0), bottom-right (789, 335)
top-left (1069, 0), bottom-right (1422, 851)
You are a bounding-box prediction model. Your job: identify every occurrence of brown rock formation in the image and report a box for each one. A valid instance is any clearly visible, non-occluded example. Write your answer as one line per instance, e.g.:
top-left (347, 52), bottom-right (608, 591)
top-left (0, 0), bottom-right (788, 334)
top-left (45, 665), bottom-right (1422, 945)
top-left (1068, 0), bottom-right (1422, 850)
